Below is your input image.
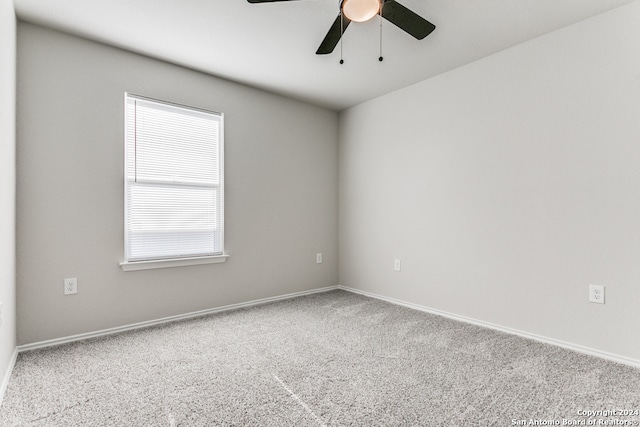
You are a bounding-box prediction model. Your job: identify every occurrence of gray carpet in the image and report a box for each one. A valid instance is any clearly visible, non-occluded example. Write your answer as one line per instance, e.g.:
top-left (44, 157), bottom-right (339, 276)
top-left (1, 290), bottom-right (639, 426)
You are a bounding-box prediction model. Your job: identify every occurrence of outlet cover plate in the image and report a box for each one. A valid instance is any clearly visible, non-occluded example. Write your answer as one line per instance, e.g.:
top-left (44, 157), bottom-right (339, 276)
top-left (589, 284), bottom-right (604, 304)
top-left (64, 278), bottom-right (77, 295)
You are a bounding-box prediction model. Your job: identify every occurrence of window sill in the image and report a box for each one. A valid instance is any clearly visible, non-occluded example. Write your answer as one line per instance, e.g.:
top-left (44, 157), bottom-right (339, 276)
top-left (120, 254), bottom-right (229, 271)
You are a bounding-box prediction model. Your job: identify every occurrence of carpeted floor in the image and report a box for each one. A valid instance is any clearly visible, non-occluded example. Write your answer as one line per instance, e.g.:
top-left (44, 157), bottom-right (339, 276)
top-left (1, 290), bottom-right (639, 426)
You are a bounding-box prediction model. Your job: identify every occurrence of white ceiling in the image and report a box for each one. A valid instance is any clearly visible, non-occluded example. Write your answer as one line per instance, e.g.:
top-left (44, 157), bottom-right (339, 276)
top-left (13, 0), bottom-right (638, 111)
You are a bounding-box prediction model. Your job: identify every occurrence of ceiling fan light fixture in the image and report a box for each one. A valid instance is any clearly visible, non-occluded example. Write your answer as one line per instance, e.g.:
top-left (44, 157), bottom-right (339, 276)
top-left (342, 0), bottom-right (380, 23)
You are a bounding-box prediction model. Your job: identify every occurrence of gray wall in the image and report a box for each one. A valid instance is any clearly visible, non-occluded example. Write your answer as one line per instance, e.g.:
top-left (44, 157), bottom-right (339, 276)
top-left (17, 23), bottom-right (339, 345)
top-left (0, 0), bottom-right (17, 393)
top-left (339, 2), bottom-right (640, 361)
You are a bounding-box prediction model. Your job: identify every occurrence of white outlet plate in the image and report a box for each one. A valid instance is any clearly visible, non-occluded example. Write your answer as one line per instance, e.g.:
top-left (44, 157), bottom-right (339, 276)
top-left (64, 278), bottom-right (77, 295)
top-left (316, 253), bottom-right (323, 264)
top-left (589, 284), bottom-right (604, 304)
top-left (394, 259), bottom-right (401, 272)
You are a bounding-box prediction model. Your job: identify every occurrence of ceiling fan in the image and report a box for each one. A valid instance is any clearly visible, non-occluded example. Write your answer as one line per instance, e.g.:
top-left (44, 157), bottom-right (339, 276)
top-left (246, 0), bottom-right (436, 56)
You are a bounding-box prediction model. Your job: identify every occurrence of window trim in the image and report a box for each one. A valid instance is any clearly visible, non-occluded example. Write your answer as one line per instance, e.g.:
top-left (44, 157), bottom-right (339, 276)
top-left (121, 93), bottom-right (227, 270)
top-left (120, 254), bottom-right (229, 271)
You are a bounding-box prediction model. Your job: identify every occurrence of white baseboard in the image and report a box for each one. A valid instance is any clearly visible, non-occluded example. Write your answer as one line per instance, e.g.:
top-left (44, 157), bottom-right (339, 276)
top-left (18, 286), bottom-right (339, 353)
top-left (0, 346), bottom-right (18, 406)
top-left (338, 285), bottom-right (640, 369)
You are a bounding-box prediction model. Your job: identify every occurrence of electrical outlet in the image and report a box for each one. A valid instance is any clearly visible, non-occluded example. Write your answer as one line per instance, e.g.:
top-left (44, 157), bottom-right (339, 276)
top-left (394, 259), bottom-right (401, 272)
top-left (64, 278), bottom-right (77, 295)
top-left (589, 284), bottom-right (604, 304)
top-left (316, 253), bottom-right (323, 264)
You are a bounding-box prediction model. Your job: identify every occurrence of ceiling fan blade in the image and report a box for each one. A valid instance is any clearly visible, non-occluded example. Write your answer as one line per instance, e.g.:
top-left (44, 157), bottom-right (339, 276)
top-left (381, 0), bottom-right (435, 40)
top-left (316, 14), bottom-right (351, 55)
top-left (247, 0), bottom-right (301, 3)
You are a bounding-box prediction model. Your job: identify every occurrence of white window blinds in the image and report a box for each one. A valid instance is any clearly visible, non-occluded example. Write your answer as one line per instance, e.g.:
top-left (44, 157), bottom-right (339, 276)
top-left (124, 94), bottom-right (223, 262)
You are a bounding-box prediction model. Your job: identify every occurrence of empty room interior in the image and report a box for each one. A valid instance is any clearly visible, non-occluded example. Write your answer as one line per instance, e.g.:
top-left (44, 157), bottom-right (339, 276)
top-left (1, 0), bottom-right (640, 425)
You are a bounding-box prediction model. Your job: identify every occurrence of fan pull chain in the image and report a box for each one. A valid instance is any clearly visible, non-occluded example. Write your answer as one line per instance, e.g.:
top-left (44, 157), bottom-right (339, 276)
top-left (378, 4), bottom-right (384, 61)
top-left (340, 12), bottom-right (344, 64)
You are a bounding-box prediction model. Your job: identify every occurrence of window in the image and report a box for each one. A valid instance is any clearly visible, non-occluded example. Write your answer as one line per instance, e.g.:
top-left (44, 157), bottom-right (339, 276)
top-left (122, 94), bottom-right (225, 270)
